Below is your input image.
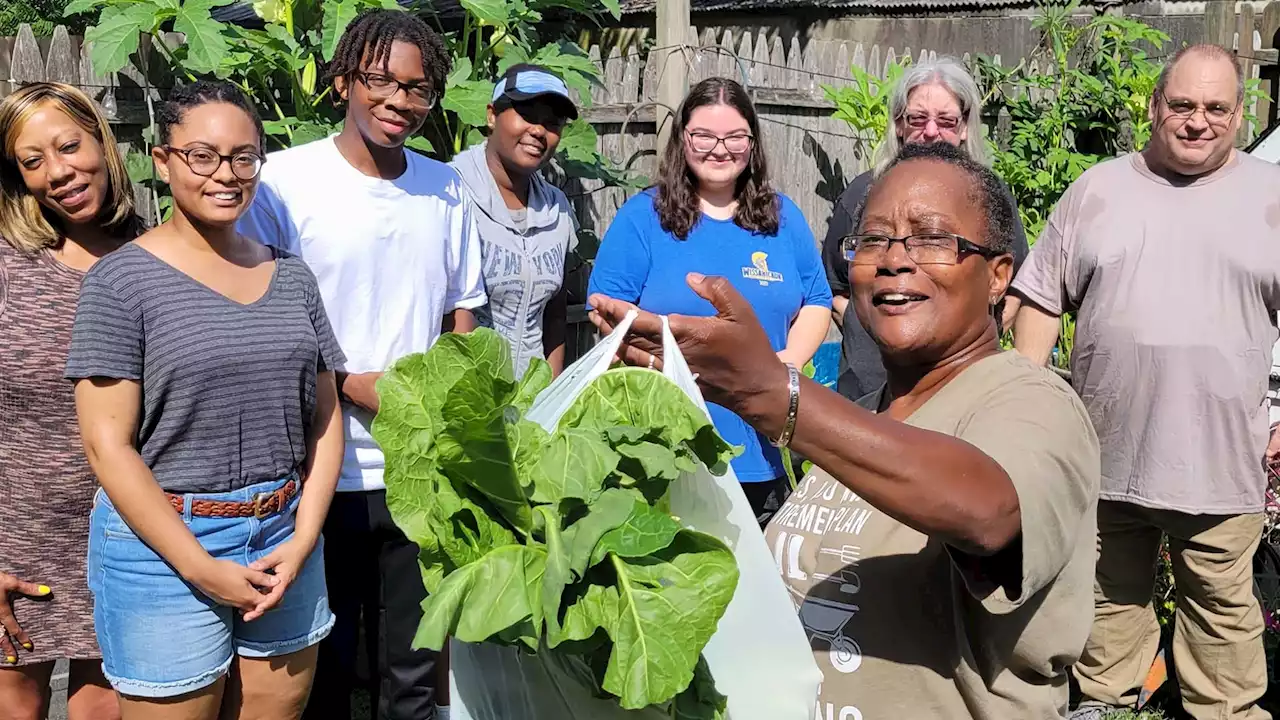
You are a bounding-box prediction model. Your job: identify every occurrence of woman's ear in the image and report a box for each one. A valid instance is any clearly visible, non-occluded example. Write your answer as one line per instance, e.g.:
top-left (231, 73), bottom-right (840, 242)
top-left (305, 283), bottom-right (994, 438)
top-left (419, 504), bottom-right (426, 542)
top-left (987, 253), bottom-right (1014, 304)
top-left (334, 75), bottom-right (349, 102)
top-left (150, 146), bottom-right (170, 185)
top-left (487, 105), bottom-right (497, 131)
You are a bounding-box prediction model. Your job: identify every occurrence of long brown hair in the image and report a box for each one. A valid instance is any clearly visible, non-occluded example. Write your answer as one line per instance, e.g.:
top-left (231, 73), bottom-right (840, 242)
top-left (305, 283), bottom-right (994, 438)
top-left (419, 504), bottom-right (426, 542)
top-left (0, 82), bottom-right (137, 254)
top-left (655, 78), bottom-right (779, 240)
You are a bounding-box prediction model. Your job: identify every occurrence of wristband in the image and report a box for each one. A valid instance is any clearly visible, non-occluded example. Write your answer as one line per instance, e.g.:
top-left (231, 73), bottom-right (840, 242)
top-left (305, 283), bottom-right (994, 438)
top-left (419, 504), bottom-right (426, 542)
top-left (772, 363), bottom-right (801, 449)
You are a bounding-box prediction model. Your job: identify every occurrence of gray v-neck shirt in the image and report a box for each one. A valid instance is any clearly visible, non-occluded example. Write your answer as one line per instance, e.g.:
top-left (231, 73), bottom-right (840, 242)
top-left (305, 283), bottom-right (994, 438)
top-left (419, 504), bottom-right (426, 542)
top-left (65, 243), bottom-right (345, 493)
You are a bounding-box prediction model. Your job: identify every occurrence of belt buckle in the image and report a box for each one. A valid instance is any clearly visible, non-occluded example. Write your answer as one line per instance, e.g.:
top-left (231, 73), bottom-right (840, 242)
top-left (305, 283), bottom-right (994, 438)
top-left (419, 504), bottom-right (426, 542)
top-left (253, 492), bottom-right (274, 519)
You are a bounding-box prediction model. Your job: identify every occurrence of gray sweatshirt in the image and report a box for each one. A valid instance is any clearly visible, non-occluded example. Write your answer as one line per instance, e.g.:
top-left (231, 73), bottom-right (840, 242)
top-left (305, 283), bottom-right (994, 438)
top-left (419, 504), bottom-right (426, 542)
top-left (450, 142), bottom-right (577, 378)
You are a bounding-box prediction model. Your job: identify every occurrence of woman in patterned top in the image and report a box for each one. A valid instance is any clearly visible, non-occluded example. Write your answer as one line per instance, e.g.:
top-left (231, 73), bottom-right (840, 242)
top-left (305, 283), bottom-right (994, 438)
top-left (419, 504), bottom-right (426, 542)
top-left (450, 64), bottom-right (579, 378)
top-left (0, 82), bottom-right (139, 720)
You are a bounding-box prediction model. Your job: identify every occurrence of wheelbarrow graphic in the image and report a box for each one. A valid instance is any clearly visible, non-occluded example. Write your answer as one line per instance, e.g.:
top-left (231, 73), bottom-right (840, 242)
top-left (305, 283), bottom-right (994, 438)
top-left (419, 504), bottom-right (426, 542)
top-left (793, 591), bottom-right (864, 675)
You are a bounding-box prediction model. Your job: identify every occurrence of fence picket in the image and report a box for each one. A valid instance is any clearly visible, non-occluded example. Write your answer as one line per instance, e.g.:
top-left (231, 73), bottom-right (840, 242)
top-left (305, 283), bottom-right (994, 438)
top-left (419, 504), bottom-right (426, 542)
top-left (45, 26), bottom-right (79, 85)
top-left (12, 25), bottom-right (44, 84)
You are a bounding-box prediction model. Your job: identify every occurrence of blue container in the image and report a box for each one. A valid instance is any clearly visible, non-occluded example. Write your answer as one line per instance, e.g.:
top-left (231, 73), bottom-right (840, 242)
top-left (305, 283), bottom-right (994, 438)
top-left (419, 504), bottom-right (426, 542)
top-left (811, 341), bottom-right (841, 389)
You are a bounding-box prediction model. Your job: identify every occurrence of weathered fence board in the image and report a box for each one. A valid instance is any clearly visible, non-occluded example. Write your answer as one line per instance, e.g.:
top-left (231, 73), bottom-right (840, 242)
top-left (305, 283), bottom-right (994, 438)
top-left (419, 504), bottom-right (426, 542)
top-left (3, 2), bottom-right (1279, 240)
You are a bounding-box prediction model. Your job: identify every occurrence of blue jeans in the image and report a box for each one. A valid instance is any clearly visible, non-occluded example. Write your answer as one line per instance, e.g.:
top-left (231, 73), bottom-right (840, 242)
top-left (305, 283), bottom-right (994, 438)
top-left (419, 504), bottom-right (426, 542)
top-left (87, 477), bottom-right (334, 698)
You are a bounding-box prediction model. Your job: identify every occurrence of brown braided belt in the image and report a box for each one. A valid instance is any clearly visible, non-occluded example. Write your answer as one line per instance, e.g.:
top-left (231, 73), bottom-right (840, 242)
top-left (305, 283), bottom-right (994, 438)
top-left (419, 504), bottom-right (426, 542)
top-left (166, 479), bottom-right (299, 519)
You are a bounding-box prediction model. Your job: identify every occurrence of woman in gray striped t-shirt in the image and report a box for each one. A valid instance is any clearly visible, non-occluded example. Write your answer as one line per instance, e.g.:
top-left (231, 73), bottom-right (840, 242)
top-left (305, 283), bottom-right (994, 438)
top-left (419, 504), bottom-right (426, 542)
top-left (66, 81), bottom-right (344, 720)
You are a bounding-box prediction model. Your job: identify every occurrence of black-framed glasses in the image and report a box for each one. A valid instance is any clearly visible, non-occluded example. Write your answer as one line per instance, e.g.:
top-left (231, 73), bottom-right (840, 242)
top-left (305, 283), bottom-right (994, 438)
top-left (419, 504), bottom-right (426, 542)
top-left (356, 72), bottom-right (438, 108)
top-left (685, 131), bottom-right (753, 154)
top-left (1156, 91), bottom-right (1237, 127)
top-left (842, 233), bottom-right (1006, 266)
top-left (163, 146), bottom-right (263, 180)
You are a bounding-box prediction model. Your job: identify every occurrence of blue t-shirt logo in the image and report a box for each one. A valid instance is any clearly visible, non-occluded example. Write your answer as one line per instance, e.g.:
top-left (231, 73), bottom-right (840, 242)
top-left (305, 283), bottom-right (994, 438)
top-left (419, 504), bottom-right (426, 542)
top-left (742, 251), bottom-right (785, 286)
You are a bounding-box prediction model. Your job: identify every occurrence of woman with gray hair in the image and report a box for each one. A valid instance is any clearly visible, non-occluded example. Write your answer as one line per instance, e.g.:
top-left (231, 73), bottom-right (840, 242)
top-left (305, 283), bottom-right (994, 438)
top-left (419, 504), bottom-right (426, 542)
top-left (822, 56), bottom-right (1029, 401)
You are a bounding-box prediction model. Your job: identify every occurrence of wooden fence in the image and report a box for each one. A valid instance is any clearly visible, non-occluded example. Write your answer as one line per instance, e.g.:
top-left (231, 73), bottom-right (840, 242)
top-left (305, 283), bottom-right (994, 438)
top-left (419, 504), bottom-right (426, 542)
top-left (4, 7), bottom-right (1279, 237)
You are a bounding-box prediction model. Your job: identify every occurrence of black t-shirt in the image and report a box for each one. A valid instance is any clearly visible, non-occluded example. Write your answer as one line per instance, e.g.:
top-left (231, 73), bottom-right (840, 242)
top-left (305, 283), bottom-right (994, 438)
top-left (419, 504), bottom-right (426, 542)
top-left (821, 170), bottom-right (1030, 401)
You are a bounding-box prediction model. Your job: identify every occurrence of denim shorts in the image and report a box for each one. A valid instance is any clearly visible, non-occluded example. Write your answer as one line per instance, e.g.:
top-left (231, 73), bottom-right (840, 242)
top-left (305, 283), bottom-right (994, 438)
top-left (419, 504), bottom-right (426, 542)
top-left (87, 477), bottom-right (335, 698)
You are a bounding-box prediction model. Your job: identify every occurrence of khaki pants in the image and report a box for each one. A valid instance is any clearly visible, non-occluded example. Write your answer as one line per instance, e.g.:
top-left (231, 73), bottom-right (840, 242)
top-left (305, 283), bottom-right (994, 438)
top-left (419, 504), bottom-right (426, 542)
top-left (1074, 501), bottom-right (1269, 720)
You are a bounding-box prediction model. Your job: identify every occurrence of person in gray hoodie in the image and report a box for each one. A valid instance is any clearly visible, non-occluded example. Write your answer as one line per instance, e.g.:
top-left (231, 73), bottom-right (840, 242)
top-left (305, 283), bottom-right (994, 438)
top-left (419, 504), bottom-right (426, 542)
top-left (451, 64), bottom-right (579, 378)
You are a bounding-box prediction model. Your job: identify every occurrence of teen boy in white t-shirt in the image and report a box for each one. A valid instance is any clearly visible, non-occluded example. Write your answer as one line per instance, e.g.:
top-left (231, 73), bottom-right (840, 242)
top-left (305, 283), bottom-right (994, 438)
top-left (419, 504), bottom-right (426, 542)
top-left (238, 10), bottom-right (483, 720)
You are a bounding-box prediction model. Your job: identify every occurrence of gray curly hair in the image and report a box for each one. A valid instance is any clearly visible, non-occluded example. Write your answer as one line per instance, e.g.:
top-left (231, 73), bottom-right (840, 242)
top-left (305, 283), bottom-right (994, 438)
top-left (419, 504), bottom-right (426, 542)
top-left (871, 56), bottom-right (989, 176)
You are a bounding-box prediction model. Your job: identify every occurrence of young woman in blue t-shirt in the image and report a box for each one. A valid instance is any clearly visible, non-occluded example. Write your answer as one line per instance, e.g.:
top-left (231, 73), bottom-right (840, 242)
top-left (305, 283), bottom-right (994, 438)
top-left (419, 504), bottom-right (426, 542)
top-left (588, 77), bottom-right (832, 525)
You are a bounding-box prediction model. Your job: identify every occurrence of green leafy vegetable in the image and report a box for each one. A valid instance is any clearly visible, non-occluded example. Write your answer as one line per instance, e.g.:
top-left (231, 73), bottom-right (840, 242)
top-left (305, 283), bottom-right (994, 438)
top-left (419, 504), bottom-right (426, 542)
top-left (373, 329), bottom-right (739, 716)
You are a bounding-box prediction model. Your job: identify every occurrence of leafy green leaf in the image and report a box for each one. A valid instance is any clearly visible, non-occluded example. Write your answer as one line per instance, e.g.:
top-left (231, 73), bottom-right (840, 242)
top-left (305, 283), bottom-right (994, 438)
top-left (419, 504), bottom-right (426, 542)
top-left (562, 487), bottom-right (638, 578)
top-left (124, 150), bottom-right (155, 185)
top-left (459, 0), bottom-right (510, 26)
top-left (85, 4), bottom-right (156, 75)
top-left (414, 544), bottom-right (547, 650)
top-left (528, 428), bottom-right (618, 506)
top-left (175, 4), bottom-right (230, 75)
top-left (514, 358), bottom-right (553, 412)
top-left (321, 0), bottom-right (359, 61)
top-left (673, 656), bottom-right (728, 720)
top-left (63, 0), bottom-right (100, 17)
top-left (559, 368), bottom-right (737, 474)
top-left (406, 135), bottom-right (435, 155)
top-left (603, 530), bottom-right (738, 709)
top-left (591, 498), bottom-right (681, 565)
top-left (557, 582), bottom-right (619, 644)
top-left (443, 78), bottom-right (495, 129)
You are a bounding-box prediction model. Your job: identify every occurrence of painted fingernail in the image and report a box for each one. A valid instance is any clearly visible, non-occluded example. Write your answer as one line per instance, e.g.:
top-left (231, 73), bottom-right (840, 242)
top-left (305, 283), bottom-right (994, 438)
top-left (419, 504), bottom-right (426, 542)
top-left (22, 642), bottom-right (32, 650)
top-left (5, 656), bottom-right (15, 664)
top-left (37, 585), bottom-right (50, 595)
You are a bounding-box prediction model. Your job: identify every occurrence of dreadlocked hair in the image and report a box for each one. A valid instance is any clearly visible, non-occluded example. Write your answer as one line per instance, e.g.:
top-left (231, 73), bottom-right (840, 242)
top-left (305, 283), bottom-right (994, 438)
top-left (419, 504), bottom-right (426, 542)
top-left (325, 9), bottom-right (450, 94)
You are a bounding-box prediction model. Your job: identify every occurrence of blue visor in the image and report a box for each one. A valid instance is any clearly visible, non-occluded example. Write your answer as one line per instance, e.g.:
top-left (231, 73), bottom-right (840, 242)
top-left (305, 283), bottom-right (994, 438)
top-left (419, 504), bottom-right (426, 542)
top-left (492, 70), bottom-right (578, 119)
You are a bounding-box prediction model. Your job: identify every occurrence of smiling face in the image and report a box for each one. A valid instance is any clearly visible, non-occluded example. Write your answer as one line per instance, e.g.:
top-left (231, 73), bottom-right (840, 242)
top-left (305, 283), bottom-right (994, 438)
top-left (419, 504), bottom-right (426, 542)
top-left (1148, 51), bottom-right (1241, 175)
top-left (488, 98), bottom-right (568, 174)
top-left (896, 82), bottom-right (967, 147)
top-left (683, 103), bottom-right (752, 192)
top-left (153, 102), bottom-right (261, 228)
top-left (11, 102), bottom-right (110, 228)
top-left (851, 159), bottom-right (1011, 366)
top-left (336, 40), bottom-right (432, 148)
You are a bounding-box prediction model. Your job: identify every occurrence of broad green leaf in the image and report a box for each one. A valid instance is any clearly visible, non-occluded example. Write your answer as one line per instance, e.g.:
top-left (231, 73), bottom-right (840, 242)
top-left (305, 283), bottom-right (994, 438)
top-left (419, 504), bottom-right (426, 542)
top-left (124, 150), bottom-right (155, 185)
top-left (63, 0), bottom-right (100, 17)
top-left (591, 498), bottom-right (681, 565)
top-left (406, 135), bottom-right (436, 155)
top-left (673, 656), bottom-right (728, 720)
top-left (85, 4), bottom-right (157, 75)
top-left (556, 118), bottom-right (600, 164)
top-left (531, 42), bottom-right (602, 103)
top-left (447, 56), bottom-right (473, 87)
top-left (507, 416), bottom-right (550, 492)
top-left (459, 0), bottom-right (510, 26)
top-left (538, 505), bottom-right (572, 639)
top-left (514, 358), bottom-right (552, 412)
top-left (615, 440), bottom-right (685, 482)
top-left (414, 544), bottom-right (546, 650)
top-left (557, 582), bottom-right (618, 645)
top-left (600, 0), bottom-right (621, 19)
top-left (563, 487), bottom-right (638, 577)
top-left (291, 120), bottom-right (338, 146)
top-left (252, 0), bottom-right (287, 23)
top-left (321, 0), bottom-right (359, 61)
top-left (175, 6), bottom-right (230, 75)
top-left (559, 368), bottom-right (736, 474)
top-left (602, 530), bottom-right (738, 709)
top-left (443, 79), bottom-right (495, 129)
top-left (528, 428), bottom-right (618, 506)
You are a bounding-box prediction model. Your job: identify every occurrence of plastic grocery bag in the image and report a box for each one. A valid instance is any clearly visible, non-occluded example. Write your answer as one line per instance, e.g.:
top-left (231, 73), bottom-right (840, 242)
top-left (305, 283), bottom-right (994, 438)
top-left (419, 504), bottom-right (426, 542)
top-left (449, 311), bottom-right (822, 720)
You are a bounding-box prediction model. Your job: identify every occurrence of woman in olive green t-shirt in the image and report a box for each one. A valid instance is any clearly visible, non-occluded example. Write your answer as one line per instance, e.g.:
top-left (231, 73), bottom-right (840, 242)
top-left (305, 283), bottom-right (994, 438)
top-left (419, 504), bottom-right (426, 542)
top-left (589, 141), bottom-right (1101, 720)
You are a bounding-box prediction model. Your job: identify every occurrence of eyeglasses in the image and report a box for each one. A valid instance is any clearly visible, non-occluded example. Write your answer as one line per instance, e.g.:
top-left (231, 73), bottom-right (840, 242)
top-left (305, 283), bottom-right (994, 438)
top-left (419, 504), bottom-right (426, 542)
top-left (356, 72), bottom-right (438, 108)
top-left (842, 233), bottom-right (1006, 266)
top-left (163, 146), bottom-right (263, 180)
top-left (1158, 93), bottom-right (1237, 127)
top-left (685, 131), bottom-right (753, 154)
top-left (903, 114), bottom-right (962, 131)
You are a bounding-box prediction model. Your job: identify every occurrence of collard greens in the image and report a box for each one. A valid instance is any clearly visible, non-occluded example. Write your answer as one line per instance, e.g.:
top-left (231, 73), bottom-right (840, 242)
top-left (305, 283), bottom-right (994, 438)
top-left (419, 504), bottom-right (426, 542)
top-left (372, 329), bottom-right (740, 716)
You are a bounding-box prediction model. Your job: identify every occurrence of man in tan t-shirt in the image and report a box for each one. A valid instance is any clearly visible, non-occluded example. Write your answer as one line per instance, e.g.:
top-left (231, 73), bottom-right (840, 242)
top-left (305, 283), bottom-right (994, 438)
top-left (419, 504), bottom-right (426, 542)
top-left (1013, 45), bottom-right (1280, 720)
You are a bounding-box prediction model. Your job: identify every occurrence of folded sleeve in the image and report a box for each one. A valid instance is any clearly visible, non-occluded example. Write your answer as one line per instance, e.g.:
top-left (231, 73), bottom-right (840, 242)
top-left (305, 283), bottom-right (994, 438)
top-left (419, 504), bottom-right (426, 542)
top-left (949, 373), bottom-right (1101, 612)
top-left (65, 268), bottom-right (144, 381)
top-left (1009, 187), bottom-right (1080, 316)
